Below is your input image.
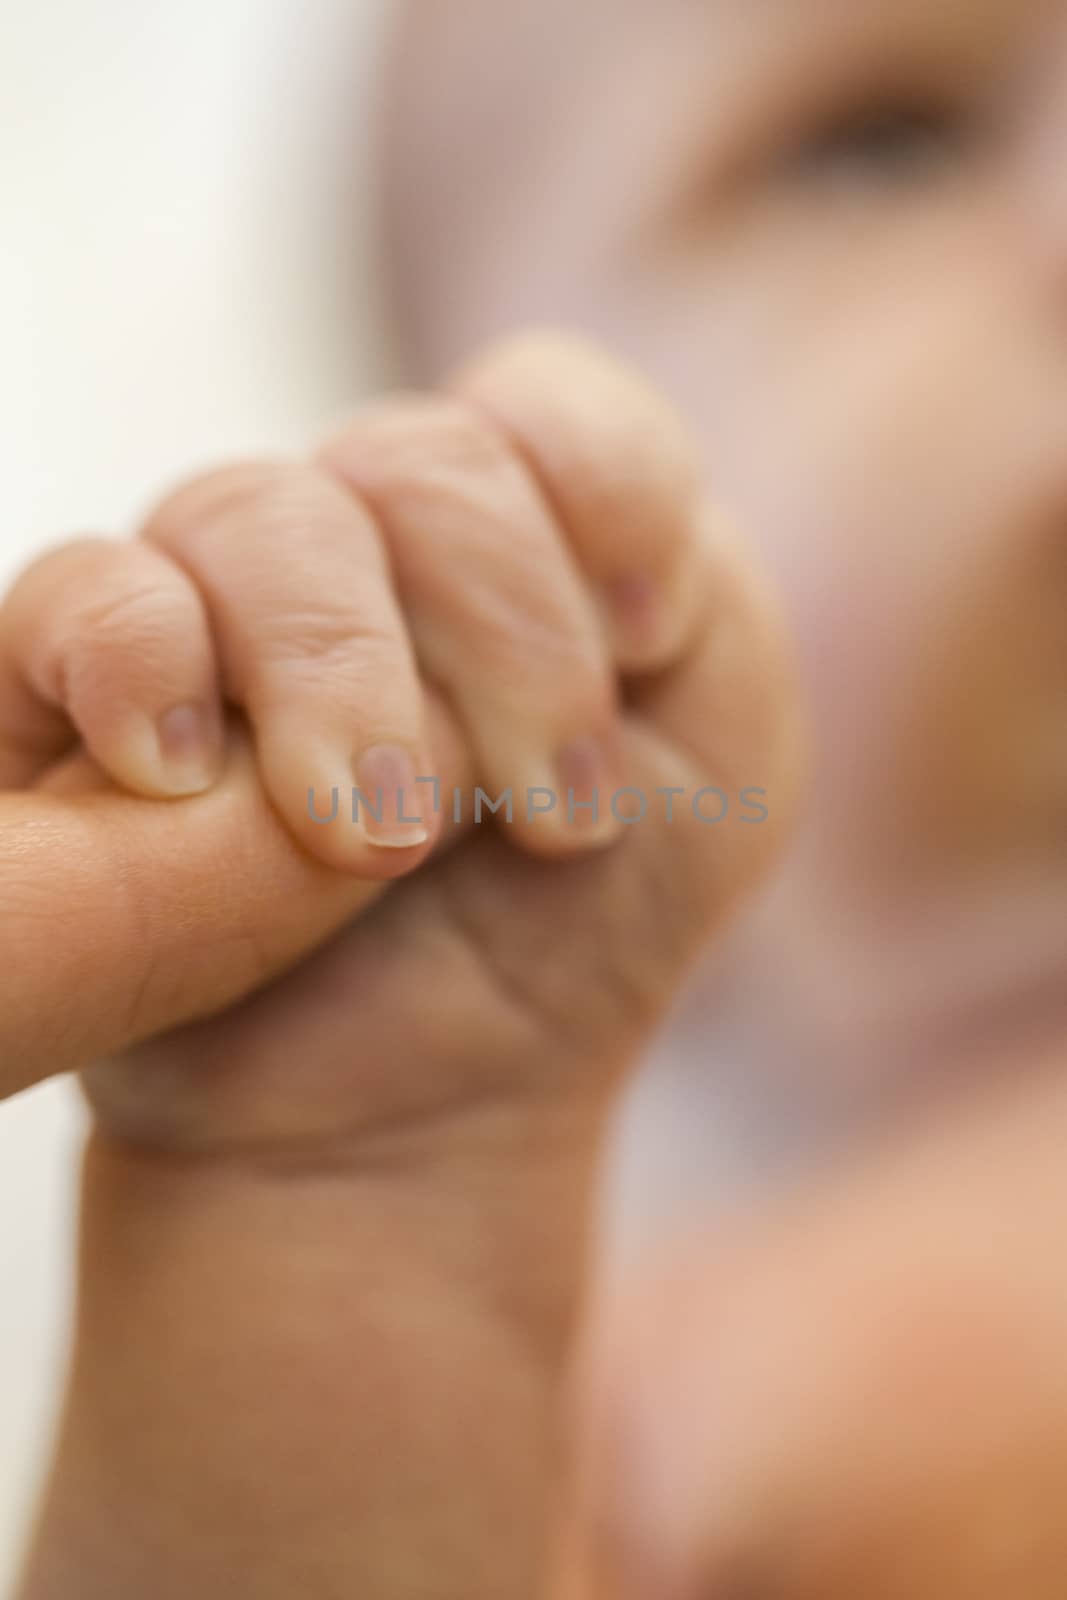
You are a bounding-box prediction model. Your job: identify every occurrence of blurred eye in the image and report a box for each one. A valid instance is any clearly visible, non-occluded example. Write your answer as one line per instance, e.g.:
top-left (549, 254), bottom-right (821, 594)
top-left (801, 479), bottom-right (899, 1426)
top-left (783, 101), bottom-right (970, 189)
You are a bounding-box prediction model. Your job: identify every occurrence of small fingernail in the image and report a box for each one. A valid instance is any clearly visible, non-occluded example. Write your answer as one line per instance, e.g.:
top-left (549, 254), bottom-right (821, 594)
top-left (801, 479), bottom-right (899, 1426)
top-left (555, 733), bottom-right (623, 842)
top-left (602, 573), bottom-right (676, 666)
top-left (352, 743), bottom-right (430, 849)
top-left (154, 701), bottom-right (223, 795)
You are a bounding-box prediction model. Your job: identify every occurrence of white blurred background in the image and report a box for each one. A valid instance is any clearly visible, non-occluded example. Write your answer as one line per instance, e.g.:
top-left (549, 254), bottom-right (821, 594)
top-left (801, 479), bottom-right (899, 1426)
top-left (0, 1), bottom-right (393, 1584)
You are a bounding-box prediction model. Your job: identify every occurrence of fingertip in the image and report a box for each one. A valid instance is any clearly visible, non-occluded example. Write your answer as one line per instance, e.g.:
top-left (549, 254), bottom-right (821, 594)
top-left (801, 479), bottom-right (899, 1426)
top-left (278, 743), bottom-right (442, 881)
top-left (351, 742), bottom-right (434, 851)
top-left (508, 730), bottom-right (630, 859)
top-left (153, 701), bottom-right (227, 795)
top-left (597, 569), bottom-right (699, 675)
top-left (97, 700), bottom-right (226, 800)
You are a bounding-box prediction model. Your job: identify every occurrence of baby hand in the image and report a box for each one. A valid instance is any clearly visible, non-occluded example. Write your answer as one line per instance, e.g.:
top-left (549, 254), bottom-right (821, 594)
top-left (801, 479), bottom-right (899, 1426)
top-left (0, 334), bottom-right (801, 1132)
top-left (9, 335), bottom-right (803, 1600)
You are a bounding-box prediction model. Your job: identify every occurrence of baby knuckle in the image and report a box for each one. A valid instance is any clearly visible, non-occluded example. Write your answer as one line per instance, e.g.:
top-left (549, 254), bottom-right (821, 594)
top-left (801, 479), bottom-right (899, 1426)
top-left (354, 396), bottom-right (516, 501)
top-left (145, 460), bottom-right (337, 555)
top-left (254, 607), bottom-right (399, 678)
top-left (75, 581), bottom-right (192, 651)
top-left (4, 536), bottom-right (110, 614)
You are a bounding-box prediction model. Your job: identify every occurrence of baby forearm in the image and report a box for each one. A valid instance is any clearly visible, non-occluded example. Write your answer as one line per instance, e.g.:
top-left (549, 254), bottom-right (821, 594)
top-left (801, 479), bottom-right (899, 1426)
top-left (17, 1099), bottom-right (606, 1600)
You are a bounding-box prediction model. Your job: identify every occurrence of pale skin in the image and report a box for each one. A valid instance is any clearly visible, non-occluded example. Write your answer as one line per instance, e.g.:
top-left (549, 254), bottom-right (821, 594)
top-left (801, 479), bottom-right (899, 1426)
top-left (7, 0), bottom-right (1067, 1594)
top-left (3, 336), bottom-right (797, 1598)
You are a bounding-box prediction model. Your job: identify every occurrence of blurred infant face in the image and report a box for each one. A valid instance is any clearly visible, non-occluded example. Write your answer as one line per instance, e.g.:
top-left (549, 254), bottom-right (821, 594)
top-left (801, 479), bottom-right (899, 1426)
top-left (386, 0), bottom-right (1067, 1067)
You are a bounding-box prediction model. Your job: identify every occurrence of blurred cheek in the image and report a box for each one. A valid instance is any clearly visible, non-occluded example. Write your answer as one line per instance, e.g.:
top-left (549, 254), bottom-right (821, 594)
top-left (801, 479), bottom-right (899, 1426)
top-left (606, 273), bottom-right (939, 842)
top-left (477, 176), bottom-right (1067, 876)
top-left (604, 219), bottom-right (1067, 871)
